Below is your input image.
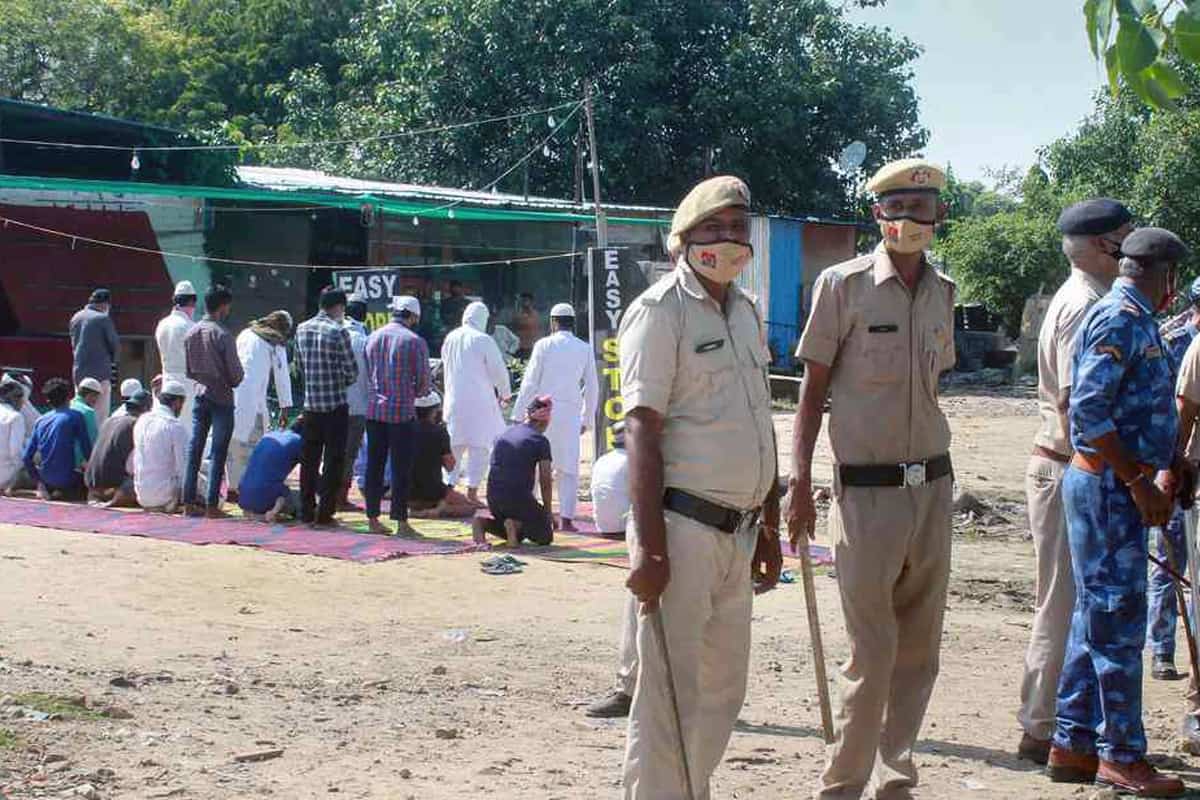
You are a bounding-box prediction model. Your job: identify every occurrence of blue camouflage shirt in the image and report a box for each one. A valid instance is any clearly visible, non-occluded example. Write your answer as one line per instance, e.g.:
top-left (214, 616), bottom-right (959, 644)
top-left (1069, 280), bottom-right (1179, 469)
top-left (1163, 320), bottom-right (1197, 373)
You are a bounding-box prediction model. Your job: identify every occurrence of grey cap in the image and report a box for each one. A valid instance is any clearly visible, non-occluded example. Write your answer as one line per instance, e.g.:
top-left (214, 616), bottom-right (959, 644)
top-left (1122, 227), bottom-right (1189, 263)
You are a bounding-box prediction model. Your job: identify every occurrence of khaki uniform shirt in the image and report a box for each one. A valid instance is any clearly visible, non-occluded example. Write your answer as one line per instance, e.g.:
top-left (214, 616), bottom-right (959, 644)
top-left (1177, 333), bottom-right (1200, 461)
top-left (619, 261), bottom-right (776, 511)
top-left (796, 244), bottom-right (956, 465)
top-left (1033, 268), bottom-right (1109, 456)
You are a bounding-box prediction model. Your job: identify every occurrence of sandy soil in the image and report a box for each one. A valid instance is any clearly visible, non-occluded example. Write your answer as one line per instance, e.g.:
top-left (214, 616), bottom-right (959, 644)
top-left (2, 387), bottom-right (1199, 799)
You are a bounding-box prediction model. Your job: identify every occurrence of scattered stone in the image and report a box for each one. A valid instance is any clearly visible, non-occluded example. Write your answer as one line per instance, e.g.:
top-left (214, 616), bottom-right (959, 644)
top-left (108, 676), bottom-right (137, 689)
top-left (952, 490), bottom-right (989, 516)
top-left (1089, 788), bottom-right (1119, 800)
top-left (0, 695), bottom-right (15, 706)
top-left (434, 728), bottom-right (459, 740)
top-left (1176, 735), bottom-right (1200, 756)
top-left (399, 769), bottom-right (412, 779)
top-left (44, 754), bottom-right (68, 764)
top-left (431, 666), bottom-right (448, 676)
top-left (68, 784), bottom-right (100, 799)
top-left (233, 749), bottom-right (284, 764)
top-left (101, 706), bottom-right (133, 720)
top-left (223, 683), bottom-right (239, 696)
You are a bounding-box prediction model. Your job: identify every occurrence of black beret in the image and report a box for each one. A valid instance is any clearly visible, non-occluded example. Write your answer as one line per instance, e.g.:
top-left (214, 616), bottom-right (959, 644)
top-left (89, 288), bottom-right (111, 303)
top-left (1121, 226), bottom-right (1189, 263)
top-left (319, 287), bottom-right (348, 309)
top-left (1056, 198), bottom-right (1132, 235)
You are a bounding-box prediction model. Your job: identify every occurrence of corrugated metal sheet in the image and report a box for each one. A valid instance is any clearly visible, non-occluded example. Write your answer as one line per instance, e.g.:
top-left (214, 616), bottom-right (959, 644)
top-left (737, 215), bottom-right (770, 317)
top-left (766, 218), bottom-right (803, 365)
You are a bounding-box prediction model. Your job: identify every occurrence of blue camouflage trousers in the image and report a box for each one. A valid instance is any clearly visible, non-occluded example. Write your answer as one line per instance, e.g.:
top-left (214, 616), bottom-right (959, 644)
top-left (1146, 507), bottom-right (1189, 661)
top-left (1053, 465), bottom-right (1147, 764)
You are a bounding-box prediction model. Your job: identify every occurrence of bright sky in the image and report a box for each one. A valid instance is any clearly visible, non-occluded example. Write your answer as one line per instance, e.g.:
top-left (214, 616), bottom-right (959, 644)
top-left (848, 0), bottom-right (1107, 184)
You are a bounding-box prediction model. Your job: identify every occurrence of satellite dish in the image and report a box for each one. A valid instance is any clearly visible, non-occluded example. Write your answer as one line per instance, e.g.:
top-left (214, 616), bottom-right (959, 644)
top-left (839, 141), bottom-right (867, 171)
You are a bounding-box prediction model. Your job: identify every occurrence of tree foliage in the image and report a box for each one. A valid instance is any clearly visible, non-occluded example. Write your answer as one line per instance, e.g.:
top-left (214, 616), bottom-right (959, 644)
top-left (1083, 0), bottom-right (1200, 109)
top-left (0, 0), bottom-right (923, 215)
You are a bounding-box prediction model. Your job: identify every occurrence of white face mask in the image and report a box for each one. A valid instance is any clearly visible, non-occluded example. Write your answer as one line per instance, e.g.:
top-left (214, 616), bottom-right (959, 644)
top-left (685, 240), bottom-right (754, 284)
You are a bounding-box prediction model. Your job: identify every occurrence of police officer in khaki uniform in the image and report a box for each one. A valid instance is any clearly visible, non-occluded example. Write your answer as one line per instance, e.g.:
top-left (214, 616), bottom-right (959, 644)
top-left (620, 175), bottom-right (782, 799)
top-left (789, 159), bottom-right (956, 800)
top-left (1015, 199), bottom-right (1132, 764)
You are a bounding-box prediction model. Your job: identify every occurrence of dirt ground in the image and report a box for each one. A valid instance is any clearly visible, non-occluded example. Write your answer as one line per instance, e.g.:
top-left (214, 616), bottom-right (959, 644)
top-left (3, 386), bottom-right (1200, 799)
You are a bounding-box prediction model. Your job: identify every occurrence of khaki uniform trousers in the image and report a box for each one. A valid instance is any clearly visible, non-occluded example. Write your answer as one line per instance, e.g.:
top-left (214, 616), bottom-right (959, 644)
top-left (1017, 454), bottom-right (1072, 741)
top-left (624, 510), bottom-right (755, 800)
top-left (818, 476), bottom-right (952, 800)
top-left (617, 591), bottom-right (639, 696)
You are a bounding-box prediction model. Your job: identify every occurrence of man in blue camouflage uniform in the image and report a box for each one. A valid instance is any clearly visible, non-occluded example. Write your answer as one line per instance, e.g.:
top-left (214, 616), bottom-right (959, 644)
top-left (1046, 227), bottom-right (1191, 797)
top-left (1147, 277), bottom-right (1200, 682)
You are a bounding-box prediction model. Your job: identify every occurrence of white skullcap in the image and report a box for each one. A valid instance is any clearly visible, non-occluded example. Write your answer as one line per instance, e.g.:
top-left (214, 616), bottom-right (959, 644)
top-left (160, 378), bottom-right (188, 398)
top-left (120, 378), bottom-right (143, 399)
top-left (414, 390), bottom-right (442, 409)
top-left (391, 295), bottom-right (421, 316)
top-left (550, 302), bottom-right (575, 318)
top-left (174, 280), bottom-right (196, 296)
top-left (78, 377), bottom-right (103, 394)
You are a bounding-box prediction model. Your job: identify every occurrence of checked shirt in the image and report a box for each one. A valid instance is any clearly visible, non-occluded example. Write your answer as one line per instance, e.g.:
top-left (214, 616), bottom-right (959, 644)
top-left (295, 311), bottom-right (358, 412)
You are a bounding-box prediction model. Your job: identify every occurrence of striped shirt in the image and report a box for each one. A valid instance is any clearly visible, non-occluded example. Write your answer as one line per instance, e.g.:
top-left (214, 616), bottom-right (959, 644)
top-left (295, 311), bottom-right (359, 412)
top-left (365, 320), bottom-right (431, 423)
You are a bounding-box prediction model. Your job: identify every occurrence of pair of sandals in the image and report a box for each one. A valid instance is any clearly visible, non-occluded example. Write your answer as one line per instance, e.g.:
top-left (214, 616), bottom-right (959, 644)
top-left (480, 554), bottom-right (527, 575)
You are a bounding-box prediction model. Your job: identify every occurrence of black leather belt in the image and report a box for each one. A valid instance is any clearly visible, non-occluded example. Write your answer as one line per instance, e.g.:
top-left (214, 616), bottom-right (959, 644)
top-left (663, 488), bottom-right (761, 534)
top-left (838, 453), bottom-right (952, 488)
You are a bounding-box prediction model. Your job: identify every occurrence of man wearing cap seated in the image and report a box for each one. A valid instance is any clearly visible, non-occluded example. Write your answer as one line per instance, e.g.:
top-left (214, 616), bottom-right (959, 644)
top-left (237, 417), bottom-right (304, 523)
top-left (0, 380), bottom-right (28, 493)
top-left (69, 288), bottom-right (119, 428)
top-left (133, 379), bottom-right (191, 512)
top-left (1015, 198), bottom-right (1134, 766)
top-left (111, 379), bottom-right (145, 419)
top-left (363, 295), bottom-right (431, 536)
top-left (155, 281), bottom-right (198, 436)
top-left (71, 378), bottom-right (103, 465)
top-left (511, 302), bottom-right (598, 532)
top-left (472, 395), bottom-right (555, 547)
top-left (86, 390), bottom-right (152, 507)
top-left (408, 390), bottom-right (477, 519)
top-left (1045, 227), bottom-right (1192, 797)
top-left (791, 158), bottom-right (956, 799)
top-left (24, 377), bottom-right (92, 501)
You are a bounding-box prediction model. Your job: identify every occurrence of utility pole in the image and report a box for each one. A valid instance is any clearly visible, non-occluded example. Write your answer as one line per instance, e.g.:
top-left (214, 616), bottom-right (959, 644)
top-left (583, 81), bottom-right (608, 249)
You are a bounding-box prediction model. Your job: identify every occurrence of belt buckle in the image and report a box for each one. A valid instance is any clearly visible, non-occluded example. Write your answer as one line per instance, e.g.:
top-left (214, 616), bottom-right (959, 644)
top-left (902, 462), bottom-right (926, 488)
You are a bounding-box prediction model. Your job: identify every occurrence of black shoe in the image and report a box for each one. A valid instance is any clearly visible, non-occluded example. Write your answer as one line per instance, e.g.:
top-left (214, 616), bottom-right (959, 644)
top-left (1152, 656), bottom-right (1181, 681)
top-left (585, 690), bottom-right (632, 718)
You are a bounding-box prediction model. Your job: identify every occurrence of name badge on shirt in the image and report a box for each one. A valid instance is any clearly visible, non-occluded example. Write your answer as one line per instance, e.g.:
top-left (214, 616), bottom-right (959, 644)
top-left (868, 324), bottom-right (899, 333)
top-left (695, 339), bottom-right (725, 354)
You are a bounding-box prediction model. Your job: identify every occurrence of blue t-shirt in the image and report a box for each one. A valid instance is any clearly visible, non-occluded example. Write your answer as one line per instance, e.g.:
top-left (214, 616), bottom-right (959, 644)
top-left (237, 431), bottom-right (302, 514)
top-left (487, 422), bottom-right (552, 506)
top-left (24, 408), bottom-right (91, 489)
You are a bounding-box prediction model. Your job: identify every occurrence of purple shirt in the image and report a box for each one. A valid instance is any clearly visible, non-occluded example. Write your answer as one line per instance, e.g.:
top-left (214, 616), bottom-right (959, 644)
top-left (365, 320), bottom-right (431, 423)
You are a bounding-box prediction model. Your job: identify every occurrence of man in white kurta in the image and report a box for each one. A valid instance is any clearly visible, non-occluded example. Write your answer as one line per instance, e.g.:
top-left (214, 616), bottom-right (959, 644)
top-left (228, 311), bottom-right (294, 493)
top-left (133, 380), bottom-right (190, 511)
top-left (154, 281), bottom-right (198, 437)
top-left (441, 301), bottom-right (512, 503)
top-left (512, 303), bottom-right (599, 529)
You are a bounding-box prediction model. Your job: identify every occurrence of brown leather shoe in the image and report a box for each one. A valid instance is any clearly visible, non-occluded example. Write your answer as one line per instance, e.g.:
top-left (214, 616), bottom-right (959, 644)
top-left (1045, 745), bottom-right (1098, 783)
top-left (1017, 733), bottom-right (1051, 765)
top-left (1096, 759), bottom-right (1185, 797)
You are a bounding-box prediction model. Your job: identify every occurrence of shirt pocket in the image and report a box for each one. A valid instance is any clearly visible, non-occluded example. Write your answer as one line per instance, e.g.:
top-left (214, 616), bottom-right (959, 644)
top-left (684, 339), bottom-right (735, 421)
top-left (922, 320), bottom-right (954, 382)
top-left (742, 340), bottom-right (773, 411)
top-left (859, 325), bottom-right (905, 385)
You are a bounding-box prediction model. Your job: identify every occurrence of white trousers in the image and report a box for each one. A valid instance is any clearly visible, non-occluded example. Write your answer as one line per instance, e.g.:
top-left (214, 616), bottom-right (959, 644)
top-left (448, 443), bottom-right (490, 489)
top-left (95, 380), bottom-right (112, 429)
top-left (226, 417), bottom-right (265, 492)
top-left (545, 411), bottom-right (582, 519)
top-left (623, 511), bottom-right (755, 800)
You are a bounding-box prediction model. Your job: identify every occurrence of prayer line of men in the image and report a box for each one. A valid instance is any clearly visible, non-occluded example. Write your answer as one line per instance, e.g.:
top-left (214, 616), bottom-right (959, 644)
top-left (4, 283), bottom-right (600, 543)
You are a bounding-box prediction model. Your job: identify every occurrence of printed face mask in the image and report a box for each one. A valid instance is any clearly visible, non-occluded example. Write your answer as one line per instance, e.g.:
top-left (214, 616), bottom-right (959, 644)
top-left (879, 218), bottom-right (935, 255)
top-left (685, 240), bottom-right (753, 284)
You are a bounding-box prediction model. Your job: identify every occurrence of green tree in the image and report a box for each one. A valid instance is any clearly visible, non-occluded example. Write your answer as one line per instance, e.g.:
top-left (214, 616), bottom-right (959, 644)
top-left (935, 210), bottom-right (1063, 335)
top-left (277, 0), bottom-right (927, 214)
